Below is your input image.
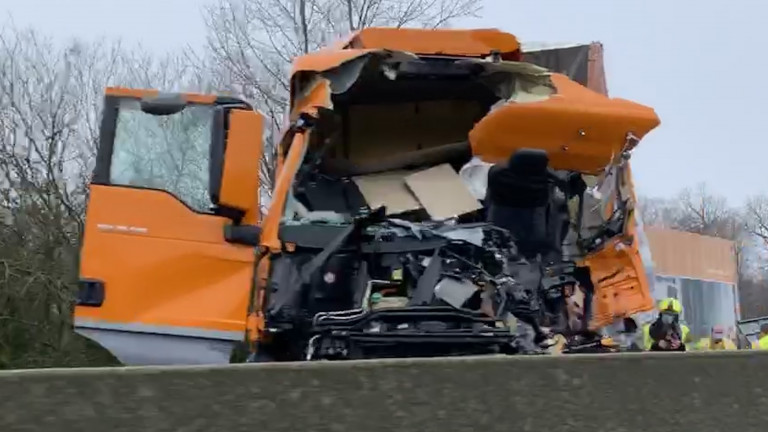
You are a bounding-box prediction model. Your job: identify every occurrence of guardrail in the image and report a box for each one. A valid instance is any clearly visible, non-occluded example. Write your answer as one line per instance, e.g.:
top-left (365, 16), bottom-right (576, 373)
top-left (2, 351), bottom-right (768, 432)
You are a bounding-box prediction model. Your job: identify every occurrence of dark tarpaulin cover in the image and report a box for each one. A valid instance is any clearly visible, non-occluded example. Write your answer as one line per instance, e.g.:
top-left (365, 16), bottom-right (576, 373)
top-left (522, 43), bottom-right (608, 96)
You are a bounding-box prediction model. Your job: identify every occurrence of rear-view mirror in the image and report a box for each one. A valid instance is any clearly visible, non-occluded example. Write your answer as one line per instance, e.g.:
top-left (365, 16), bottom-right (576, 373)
top-left (140, 94), bottom-right (187, 116)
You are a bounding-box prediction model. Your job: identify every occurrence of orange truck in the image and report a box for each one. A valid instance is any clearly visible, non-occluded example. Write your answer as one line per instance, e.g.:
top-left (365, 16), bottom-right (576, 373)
top-left (73, 27), bottom-right (660, 365)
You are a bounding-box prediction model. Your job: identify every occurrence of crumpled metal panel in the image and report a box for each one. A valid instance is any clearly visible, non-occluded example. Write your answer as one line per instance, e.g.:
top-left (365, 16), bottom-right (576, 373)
top-left (523, 42), bottom-right (608, 96)
top-left (468, 73), bottom-right (660, 173)
top-left (523, 44), bottom-right (591, 88)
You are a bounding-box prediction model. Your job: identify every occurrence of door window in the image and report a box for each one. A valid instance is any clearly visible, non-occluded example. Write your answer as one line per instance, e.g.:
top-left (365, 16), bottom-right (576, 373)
top-left (109, 99), bottom-right (214, 213)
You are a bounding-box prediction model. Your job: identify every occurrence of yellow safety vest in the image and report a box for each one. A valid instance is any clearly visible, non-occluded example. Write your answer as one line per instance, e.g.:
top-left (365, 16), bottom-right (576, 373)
top-left (758, 334), bottom-right (768, 350)
top-left (643, 322), bottom-right (690, 350)
top-left (695, 337), bottom-right (737, 351)
top-left (643, 323), bottom-right (652, 350)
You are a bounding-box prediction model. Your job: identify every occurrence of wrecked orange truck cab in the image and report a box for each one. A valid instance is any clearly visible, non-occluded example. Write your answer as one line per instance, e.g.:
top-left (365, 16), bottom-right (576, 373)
top-left (74, 27), bottom-right (660, 365)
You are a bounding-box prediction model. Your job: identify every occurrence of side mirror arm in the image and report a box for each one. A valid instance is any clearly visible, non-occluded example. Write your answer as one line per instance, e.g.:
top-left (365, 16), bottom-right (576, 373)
top-left (224, 224), bottom-right (262, 247)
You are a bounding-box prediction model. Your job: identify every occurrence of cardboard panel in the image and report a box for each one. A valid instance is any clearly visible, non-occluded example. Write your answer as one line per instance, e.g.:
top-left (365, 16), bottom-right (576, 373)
top-left (352, 170), bottom-right (422, 215)
top-left (405, 163), bottom-right (481, 220)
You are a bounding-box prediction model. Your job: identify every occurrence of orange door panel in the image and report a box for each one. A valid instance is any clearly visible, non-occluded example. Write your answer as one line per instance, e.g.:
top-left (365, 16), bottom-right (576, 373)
top-left (582, 161), bottom-right (655, 328)
top-left (584, 235), bottom-right (654, 328)
top-left (76, 185), bottom-right (255, 335)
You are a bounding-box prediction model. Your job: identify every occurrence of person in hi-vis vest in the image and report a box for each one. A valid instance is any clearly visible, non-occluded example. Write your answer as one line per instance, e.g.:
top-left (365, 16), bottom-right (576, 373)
top-left (695, 325), bottom-right (737, 351)
top-left (642, 298), bottom-right (691, 351)
top-left (757, 323), bottom-right (768, 350)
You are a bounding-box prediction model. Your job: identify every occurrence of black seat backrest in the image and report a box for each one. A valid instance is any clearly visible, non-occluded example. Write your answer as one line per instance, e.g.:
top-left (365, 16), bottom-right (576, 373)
top-left (486, 149), bottom-right (568, 261)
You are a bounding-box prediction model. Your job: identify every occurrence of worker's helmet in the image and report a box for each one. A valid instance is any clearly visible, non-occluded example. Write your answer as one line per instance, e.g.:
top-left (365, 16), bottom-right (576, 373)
top-left (658, 298), bottom-right (683, 314)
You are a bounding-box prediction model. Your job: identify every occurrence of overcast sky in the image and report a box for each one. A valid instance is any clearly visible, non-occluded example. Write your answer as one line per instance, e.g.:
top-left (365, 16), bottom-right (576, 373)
top-left (2, 0), bottom-right (764, 204)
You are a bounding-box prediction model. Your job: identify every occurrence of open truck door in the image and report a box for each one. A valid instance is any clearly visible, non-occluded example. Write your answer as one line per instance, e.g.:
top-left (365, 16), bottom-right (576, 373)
top-left (519, 43), bottom-right (658, 330)
top-left (579, 152), bottom-right (655, 328)
top-left (74, 88), bottom-right (265, 365)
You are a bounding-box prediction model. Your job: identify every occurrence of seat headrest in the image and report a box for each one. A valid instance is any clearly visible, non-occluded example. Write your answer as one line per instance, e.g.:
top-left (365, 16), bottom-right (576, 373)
top-left (506, 148), bottom-right (549, 176)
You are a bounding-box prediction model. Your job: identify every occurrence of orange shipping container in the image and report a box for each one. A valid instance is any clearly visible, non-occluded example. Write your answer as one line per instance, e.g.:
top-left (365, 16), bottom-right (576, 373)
top-left (644, 227), bottom-right (737, 285)
top-left (644, 227), bottom-right (739, 338)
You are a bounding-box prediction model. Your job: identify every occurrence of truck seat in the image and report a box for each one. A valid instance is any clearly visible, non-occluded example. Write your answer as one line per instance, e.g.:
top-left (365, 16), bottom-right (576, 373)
top-left (485, 149), bottom-right (566, 261)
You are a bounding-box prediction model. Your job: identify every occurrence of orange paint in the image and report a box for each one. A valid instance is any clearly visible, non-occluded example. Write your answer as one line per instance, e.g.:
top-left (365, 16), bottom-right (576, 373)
top-left (260, 131), bottom-right (308, 251)
top-left (290, 79), bottom-right (332, 121)
top-left (292, 27), bottom-right (520, 76)
top-left (291, 49), bottom-right (377, 76)
top-left (470, 73), bottom-right (660, 173)
top-left (219, 110), bottom-right (264, 225)
top-left (76, 185), bottom-right (254, 332)
top-left (346, 27), bottom-right (520, 58)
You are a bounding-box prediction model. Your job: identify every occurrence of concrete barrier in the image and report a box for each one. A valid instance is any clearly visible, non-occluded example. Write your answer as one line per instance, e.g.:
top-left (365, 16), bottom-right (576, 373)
top-left (2, 351), bottom-right (768, 432)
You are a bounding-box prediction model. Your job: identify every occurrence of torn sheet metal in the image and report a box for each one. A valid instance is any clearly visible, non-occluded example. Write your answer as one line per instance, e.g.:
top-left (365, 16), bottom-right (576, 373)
top-left (434, 277), bottom-right (480, 309)
top-left (321, 55), bottom-right (370, 94)
top-left (438, 226), bottom-right (485, 247)
top-left (468, 73), bottom-right (660, 173)
top-left (522, 42), bottom-right (608, 96)
top-left (290, 77), bottom-right (332, 121)
top-left (523, 44), bottom-right (591, 88)
top-left (291, 49), bottom-right (417, 78)
top-left (457, 59), bottom-right (554, 102)
top-left (458, 156), bottom-right (493, 201)
top-left (405, 163), bottom-right (482, 221)
top-left (294, 49), bottom-right (554, 113)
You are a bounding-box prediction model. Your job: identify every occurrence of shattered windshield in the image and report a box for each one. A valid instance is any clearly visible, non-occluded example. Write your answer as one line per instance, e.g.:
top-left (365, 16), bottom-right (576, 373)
top-left (109, 99), bottom-right (213, 212)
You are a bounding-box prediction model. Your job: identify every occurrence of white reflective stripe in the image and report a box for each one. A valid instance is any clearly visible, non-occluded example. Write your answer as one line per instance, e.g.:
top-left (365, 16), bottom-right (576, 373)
top-left (74, 318), bottom-right (243, 341)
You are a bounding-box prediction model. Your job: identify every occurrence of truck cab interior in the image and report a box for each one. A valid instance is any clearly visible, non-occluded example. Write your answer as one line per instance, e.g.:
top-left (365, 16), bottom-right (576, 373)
top-left (257, 49), bottom-right (657, 361)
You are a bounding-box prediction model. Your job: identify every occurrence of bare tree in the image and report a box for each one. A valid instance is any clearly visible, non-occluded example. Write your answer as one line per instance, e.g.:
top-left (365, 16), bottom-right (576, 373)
top-left (640, 184), bottom-right (745, 240)
top-left (204, 0), bottom-right (481, 123)
top-left (0, 25), bottom-right (218, 368)
top-left (745, 194), bottom-right (768, 249)
top-left (637, 195), bottom-right (682, 228)
top-left (737, 194), bottom-right (768, 318)
top-left (674, 183), bottom-right (741, 238)
top-left (0, 27), bottom-right (113, 367)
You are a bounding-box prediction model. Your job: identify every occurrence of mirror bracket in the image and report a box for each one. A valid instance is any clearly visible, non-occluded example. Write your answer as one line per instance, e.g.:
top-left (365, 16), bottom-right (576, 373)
top-left (224, 224), bottom-right (262, 247)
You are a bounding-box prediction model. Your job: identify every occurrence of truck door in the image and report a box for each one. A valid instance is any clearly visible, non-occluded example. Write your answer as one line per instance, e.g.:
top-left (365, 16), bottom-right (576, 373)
top-left (579, 156), bottom-right (656, 329)
top-left (74, 88), bottom-right (264, 365)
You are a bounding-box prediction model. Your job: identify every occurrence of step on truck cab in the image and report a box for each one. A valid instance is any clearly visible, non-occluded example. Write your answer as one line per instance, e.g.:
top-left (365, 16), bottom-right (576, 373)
top-left (74, 27), bottom-right (661, 365)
